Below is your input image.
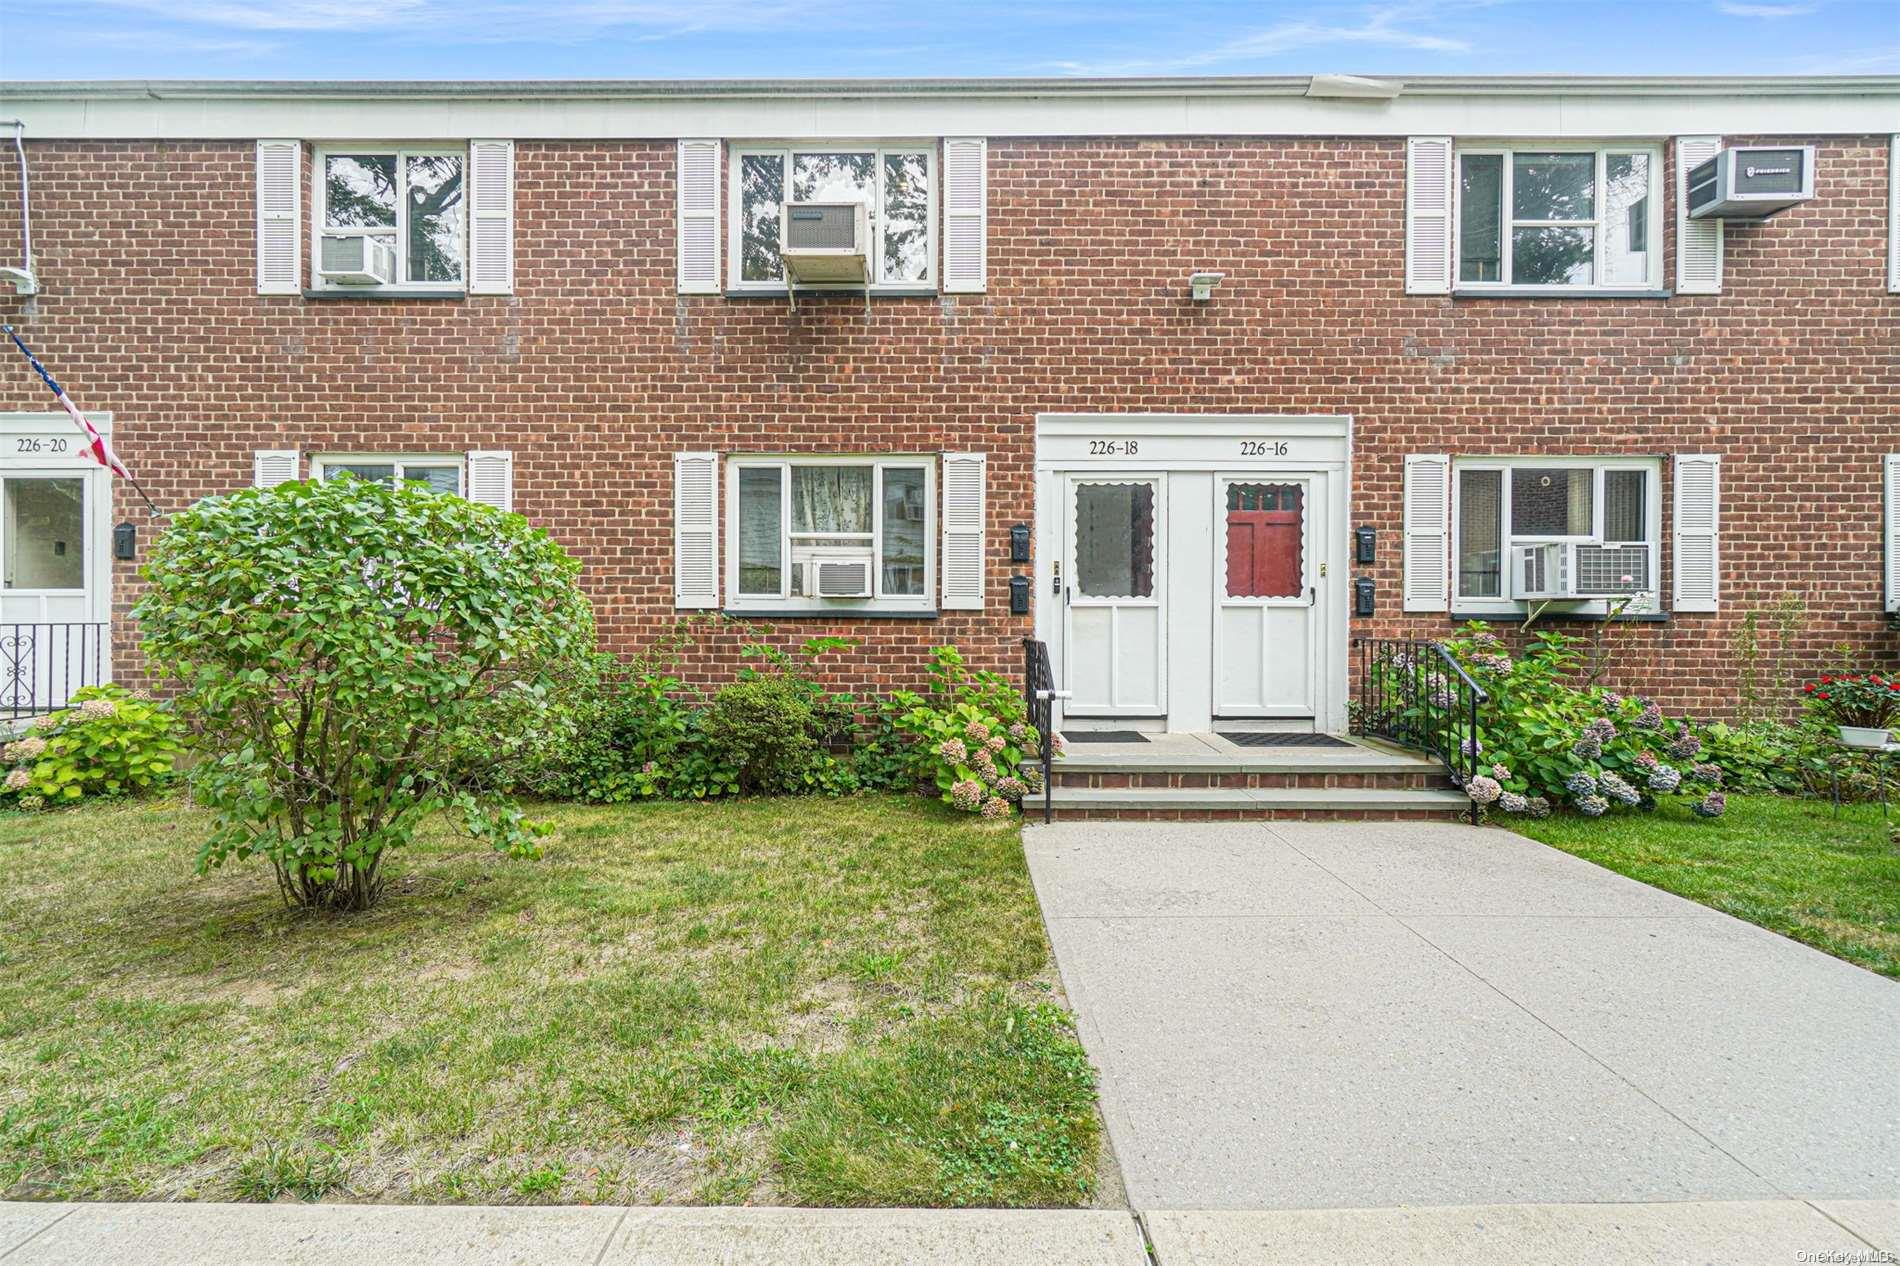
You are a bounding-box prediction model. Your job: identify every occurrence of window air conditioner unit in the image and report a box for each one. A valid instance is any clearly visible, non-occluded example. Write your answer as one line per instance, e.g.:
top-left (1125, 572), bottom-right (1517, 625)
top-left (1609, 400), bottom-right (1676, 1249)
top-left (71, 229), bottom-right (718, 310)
top-left (318, 234), bottom-right (396, 285)
top-left (779, 201), bottom-right (870, 285)
top-left (1512, 543), bottom-right (1652, 601)
top-left (807, 548), bottom-right (875, 599)
top-left (1687, 147), bottom-right (1815, 219)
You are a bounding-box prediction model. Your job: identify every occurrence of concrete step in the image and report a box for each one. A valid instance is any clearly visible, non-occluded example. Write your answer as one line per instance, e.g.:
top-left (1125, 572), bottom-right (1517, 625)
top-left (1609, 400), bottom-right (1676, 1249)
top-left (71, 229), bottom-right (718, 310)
top-left (1021, 785), bottom-right (1473, 821)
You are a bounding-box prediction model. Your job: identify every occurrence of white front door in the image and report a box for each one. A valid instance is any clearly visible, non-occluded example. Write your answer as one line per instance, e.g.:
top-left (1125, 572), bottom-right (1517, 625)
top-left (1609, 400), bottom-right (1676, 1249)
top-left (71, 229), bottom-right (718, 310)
top-left (0, 468), bottom-right (110, 714)
top-left (1213, 472), bottom-right (1322, 719)
top-left (1062, 473), bottom-right (1166, 717)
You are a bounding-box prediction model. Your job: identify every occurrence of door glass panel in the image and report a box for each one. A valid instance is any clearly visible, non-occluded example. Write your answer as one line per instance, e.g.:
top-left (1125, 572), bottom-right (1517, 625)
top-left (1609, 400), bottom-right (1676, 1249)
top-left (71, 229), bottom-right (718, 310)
top-left (1073, 482), bottom-right (1155, 599)
top-left (4, 478), bottom-right (84, 591)
top-left (1224, 482), bottom-right (1303, 599)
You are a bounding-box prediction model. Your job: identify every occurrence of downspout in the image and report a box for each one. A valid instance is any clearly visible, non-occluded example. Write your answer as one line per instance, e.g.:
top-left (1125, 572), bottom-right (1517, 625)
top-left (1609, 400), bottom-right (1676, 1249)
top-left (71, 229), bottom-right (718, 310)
top-left (0, 121), bottom-right (35, 294)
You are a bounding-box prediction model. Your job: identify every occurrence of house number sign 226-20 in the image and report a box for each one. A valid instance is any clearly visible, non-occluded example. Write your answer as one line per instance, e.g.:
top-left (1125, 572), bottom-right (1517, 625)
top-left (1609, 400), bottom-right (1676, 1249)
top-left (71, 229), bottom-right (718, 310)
top-left (1241, 441), bottom-right (1289, 457)
top-left (15, 437), bottom-right (69, 454)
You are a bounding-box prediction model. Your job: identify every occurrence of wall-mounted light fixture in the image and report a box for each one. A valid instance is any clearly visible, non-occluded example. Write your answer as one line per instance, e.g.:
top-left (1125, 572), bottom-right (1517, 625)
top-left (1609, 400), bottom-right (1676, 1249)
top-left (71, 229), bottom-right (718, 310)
top-left (1189, 271), bottom-right (1224, 302)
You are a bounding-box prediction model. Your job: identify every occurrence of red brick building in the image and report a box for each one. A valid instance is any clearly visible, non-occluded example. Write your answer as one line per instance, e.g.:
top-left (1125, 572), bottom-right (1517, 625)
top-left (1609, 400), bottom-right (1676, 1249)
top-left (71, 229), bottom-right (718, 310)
top-left (0, 76), bottom-right (1895, 732)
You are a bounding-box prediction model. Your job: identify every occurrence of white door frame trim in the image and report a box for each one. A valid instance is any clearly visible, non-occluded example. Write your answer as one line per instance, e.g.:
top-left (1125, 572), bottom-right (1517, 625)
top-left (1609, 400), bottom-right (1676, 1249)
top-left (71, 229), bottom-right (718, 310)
top-left (1034, 413), bottom-right (1352, 734)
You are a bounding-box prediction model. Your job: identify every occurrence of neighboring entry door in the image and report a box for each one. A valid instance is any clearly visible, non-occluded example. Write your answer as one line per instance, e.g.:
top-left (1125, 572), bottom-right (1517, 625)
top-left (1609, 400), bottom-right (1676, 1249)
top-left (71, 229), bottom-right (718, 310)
top-left (1214, 474), bottom-right (1318, 718)
top-left (1062, 474), bottom-right (1165, 716)
top-left (0, 472), bottom-right (105, 713)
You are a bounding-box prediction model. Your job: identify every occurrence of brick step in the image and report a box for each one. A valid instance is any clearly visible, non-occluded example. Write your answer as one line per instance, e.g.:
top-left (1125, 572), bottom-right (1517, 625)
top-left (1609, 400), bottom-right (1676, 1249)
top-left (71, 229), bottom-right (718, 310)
top-left (1020, 786), bottom-right (1474, 822)
top-left (1049, 769), bottom-right (1454, 791)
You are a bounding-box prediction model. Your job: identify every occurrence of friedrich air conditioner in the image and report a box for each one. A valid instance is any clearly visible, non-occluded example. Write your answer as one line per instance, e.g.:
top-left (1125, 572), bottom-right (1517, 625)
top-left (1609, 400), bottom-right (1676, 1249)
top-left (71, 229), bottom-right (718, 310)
top-left (1687, 147), bottom-right (1815, 219)
top-left (779, 201), bottom-right (870, 285)
top-left (804, 548), bottom-right (875, 599)
top-left (1511, 543), bottom-right (1651, 601)
top-left (318, 234), bottom-right (396, 285)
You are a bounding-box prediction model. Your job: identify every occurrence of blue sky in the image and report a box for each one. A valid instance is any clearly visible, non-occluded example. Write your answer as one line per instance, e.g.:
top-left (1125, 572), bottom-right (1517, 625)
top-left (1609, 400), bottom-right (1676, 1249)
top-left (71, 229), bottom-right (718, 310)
top-left (2, 0), bottom-right (1896, 80)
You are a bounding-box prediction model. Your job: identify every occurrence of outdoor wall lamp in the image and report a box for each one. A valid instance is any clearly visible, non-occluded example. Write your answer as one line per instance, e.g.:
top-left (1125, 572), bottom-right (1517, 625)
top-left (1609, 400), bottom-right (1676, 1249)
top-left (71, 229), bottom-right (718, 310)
top-left (1189, 271), bottom-right (1224, 302)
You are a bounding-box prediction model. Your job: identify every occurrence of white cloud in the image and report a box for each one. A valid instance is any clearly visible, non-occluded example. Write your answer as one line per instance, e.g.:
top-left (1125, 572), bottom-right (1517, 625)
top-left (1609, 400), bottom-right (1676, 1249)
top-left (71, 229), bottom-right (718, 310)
top-left (1039, 3), bottom-right (1472, 76)
top-left (74, 0), bottom-right (832, 40)
top-left (1715, 2), bottom-right (1818, 16)
top-left (83, 27), bottom-right (282, 55)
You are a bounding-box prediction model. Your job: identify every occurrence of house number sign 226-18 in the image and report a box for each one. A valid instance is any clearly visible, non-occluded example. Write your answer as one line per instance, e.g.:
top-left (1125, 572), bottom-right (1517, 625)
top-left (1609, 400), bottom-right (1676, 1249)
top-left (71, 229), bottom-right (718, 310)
top-left (1241, 441), bottom-right (1289, 457)
top-left (1087, 440), bottom-right (1140, 456)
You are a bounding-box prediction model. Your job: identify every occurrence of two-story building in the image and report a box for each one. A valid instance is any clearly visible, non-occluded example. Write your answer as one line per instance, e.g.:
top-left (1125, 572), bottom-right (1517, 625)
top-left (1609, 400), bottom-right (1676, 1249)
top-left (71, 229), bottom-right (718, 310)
top-left (0, 75), bottom-right (1896, 742)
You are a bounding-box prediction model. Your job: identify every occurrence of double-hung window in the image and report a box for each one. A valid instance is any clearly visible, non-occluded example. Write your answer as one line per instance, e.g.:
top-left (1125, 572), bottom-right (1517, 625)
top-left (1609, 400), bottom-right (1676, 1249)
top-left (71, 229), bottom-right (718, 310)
top-left (1456, 145), bottom-right (1661, 291)
top-left (727, 456), bottom-right (934, 612)
top-left (313, 146), bottom-right (466, 291)
top-left (728, 145), bottom-right (935, 292)
top-left (1453, 457), bottom-right (1661, 613)
top-left (313, 455), bottom-right (464, 496)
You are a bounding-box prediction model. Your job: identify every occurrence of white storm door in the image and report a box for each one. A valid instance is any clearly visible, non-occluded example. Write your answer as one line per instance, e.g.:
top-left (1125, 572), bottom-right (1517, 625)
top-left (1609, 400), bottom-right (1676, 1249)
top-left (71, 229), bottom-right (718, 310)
top-left (1213, 473), bottom-right (1319, 718)
top-left (0, 471), bottom-right (107, 713)
top-left (1062, 474), bottom-right (1166, 717)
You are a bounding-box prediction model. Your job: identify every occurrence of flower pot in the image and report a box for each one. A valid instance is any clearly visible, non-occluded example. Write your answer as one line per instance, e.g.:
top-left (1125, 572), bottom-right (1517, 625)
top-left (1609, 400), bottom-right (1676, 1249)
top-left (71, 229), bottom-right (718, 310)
top-left (1837, 725), bottom-right (1892, 749)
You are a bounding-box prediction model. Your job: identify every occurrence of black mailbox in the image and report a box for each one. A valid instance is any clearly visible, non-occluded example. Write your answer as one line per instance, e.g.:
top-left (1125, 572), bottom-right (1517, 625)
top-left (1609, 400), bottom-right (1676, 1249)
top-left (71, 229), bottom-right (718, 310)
top-left (1009, 523), bottom-right (1031, 563)
top-left (1009, 574), bottom-right (1031, 615)
top-left (1354, 526), bottom-right (1376, 565)
top-left (1353, 575), bottom-right (1376, 618)
top-left (113, 521), bottom-right (137, 561)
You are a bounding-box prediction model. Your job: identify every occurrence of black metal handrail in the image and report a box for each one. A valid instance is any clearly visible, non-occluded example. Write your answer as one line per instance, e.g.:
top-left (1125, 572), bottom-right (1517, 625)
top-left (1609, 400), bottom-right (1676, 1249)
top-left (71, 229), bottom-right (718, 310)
top-left (0, 622), bottom-right (111, 723)
top-left (1022, 637), bottom-right (1056, 824)
top-left (1352, 637), bottom-right (1489, 824)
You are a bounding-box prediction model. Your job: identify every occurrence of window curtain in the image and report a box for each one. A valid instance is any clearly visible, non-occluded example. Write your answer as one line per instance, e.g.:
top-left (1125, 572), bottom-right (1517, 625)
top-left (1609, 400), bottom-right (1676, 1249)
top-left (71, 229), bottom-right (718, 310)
top-left (791, 466), bottom-right (873, 535)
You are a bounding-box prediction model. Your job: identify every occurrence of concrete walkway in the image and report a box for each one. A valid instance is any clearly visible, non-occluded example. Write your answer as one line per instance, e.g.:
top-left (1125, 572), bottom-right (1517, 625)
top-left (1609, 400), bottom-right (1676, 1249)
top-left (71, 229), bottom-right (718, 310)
top-left (1025, 818), bottom-right (1900, 1211)
top-left (4, 1199), bottom-right (1897, 1264)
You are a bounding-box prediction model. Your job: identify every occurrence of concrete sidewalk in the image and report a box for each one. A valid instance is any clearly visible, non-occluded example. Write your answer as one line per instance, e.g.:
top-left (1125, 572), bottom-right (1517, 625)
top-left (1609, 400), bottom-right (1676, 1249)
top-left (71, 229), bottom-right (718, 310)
top-left (4, 1199), bottom-right (1897, 1264)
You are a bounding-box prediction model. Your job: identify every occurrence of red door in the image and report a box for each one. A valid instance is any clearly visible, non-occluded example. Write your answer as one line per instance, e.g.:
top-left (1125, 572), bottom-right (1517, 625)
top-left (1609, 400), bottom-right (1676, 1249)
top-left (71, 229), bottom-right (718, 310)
top-left (1225, 484), bottom-right (1302, 599)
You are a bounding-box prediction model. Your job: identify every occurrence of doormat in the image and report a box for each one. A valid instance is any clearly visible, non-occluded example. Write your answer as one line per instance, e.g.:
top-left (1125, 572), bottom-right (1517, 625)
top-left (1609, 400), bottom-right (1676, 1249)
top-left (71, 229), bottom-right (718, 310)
top-left (1061, 730), bottom-right (1150, 744)
top-left (1217, 732), bottom-right (1353, 749)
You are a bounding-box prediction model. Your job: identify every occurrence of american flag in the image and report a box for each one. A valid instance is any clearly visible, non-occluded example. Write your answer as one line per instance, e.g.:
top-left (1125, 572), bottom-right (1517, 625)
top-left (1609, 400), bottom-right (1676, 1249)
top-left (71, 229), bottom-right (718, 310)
top-left (4, 324), bottom-right (131, 479)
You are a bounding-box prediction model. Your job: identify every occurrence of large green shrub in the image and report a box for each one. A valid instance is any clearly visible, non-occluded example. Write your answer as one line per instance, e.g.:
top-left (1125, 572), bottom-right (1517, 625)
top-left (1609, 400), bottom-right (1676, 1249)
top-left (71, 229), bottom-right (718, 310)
top-left (702, 637), bottom-right (859, 795)
top-left (1, 684), bottom-right (181, 809)
top-left (1387, 626), bottom-right (1726, 819)
top-left (888, 646), bottom-right (1041, 816)
top-left (134, 477), bottom-right (595, 911)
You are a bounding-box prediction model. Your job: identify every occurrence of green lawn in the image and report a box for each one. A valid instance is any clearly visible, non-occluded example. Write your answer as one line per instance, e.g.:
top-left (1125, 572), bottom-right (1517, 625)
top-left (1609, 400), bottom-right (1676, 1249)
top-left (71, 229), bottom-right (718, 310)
top-left (0, 796), bottom-right (1099, 1208)
top-left (1510, 794), bottom-right (1900, 979)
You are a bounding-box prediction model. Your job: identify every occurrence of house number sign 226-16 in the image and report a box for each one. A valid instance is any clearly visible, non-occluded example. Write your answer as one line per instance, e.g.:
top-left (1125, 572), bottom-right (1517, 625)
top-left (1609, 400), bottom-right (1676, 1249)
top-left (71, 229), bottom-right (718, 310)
top-left (1241, 441), bottom-right (1289, 457)
top-left (15, 437), bottom-right (69, 454)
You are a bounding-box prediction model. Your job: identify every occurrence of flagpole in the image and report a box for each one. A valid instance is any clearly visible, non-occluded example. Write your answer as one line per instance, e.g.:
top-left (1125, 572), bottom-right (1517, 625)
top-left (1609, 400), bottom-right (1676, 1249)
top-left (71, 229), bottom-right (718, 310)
top-left (2, 323), bottom-right (164, 519)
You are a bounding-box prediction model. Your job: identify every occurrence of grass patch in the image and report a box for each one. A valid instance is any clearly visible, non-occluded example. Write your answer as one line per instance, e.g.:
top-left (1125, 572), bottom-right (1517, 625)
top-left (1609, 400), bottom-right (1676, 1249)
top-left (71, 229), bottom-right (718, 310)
top-left (1510, 793), bottom-right (1900, 979)
top-left (0, 795), bottom-right (1098, 1207)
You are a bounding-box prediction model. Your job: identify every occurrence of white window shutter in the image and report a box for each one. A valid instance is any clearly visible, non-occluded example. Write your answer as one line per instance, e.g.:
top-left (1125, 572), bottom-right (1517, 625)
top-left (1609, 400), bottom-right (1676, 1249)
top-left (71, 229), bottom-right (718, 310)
top-left (942, 138), bottom-right (987, 294)
top-left (468, 140), bottom-right (514, 295)
top-left (677, 140), bottom-right (721, 295)
top-left (253, 449), bottom-right (299, 488)
top-left (1405, 137), bottom-right (1453, 296)
top-left (465, 450), bottom-right (513, 510)
top-left (255, 140), bottom-right (301, 295)
top-left (1673, 454), bottom-right (1721, 612)
top-left (940, 452), bottom-right (986, 609)
top-left (1884, 455), bottom-right (1900, 612)
top-left (1402, 454), bottom-right (1451, 612)
top-left (1676, 137), bottom-right (1723, 295)
top-left (1888, 135), bottom-right (1899, 294)
top-left (674, 452), bottom-right (719, 609)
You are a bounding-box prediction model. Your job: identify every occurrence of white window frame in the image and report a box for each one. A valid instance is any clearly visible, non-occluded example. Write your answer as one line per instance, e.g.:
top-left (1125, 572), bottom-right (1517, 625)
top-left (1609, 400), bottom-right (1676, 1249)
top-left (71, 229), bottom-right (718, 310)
top-left (1454, 142), bottom-right (1664, 293)
top-left (1451, 455), bottom-right (1663, 616)
top-left (311, 143), bottom-right (468, 293)
top-left (725, 142), bottom-right (938, 294)
top-left (311, 454), bottom-right (466, 496)
top-left (723, 453), bottom-right (936, 613)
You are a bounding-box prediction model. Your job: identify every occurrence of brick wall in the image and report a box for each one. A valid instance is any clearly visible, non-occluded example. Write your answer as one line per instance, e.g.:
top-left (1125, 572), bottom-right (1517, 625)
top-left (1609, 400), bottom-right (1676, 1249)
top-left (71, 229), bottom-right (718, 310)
top-left (0, 134), bottom-right (1894, 717)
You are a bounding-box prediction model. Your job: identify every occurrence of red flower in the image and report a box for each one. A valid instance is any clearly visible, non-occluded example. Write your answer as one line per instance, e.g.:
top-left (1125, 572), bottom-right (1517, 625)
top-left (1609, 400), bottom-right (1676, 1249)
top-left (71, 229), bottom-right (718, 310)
top-left (1817, 691), bottom-right (1831, 700)
top-left (1821, 675), bottom-right (1835, 684)
top-left (1805, 683), bottom-right (1817, 693)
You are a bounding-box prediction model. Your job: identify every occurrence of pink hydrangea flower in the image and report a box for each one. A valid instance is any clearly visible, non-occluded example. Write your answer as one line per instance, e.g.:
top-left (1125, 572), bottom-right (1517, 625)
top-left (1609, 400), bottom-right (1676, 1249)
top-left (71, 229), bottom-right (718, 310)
top-left (980, 796), bottom-right (1009, 819)
top-left (937, 737), bottom-right (969, 764)
top-left (950, 779), bottom-right (984, 811)
top-left (4, 768), bottom-right (30, 792)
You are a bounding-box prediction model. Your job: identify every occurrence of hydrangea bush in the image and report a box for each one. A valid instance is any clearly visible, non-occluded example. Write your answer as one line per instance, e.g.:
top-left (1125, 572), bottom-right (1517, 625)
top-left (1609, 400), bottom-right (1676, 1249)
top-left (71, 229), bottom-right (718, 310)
top-left (0, 684), bottom-right (181, 809)
top-left (1382, 626), bottom-right (1726, 820)
top-left (887, 646), bottom-right (1041, 816)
